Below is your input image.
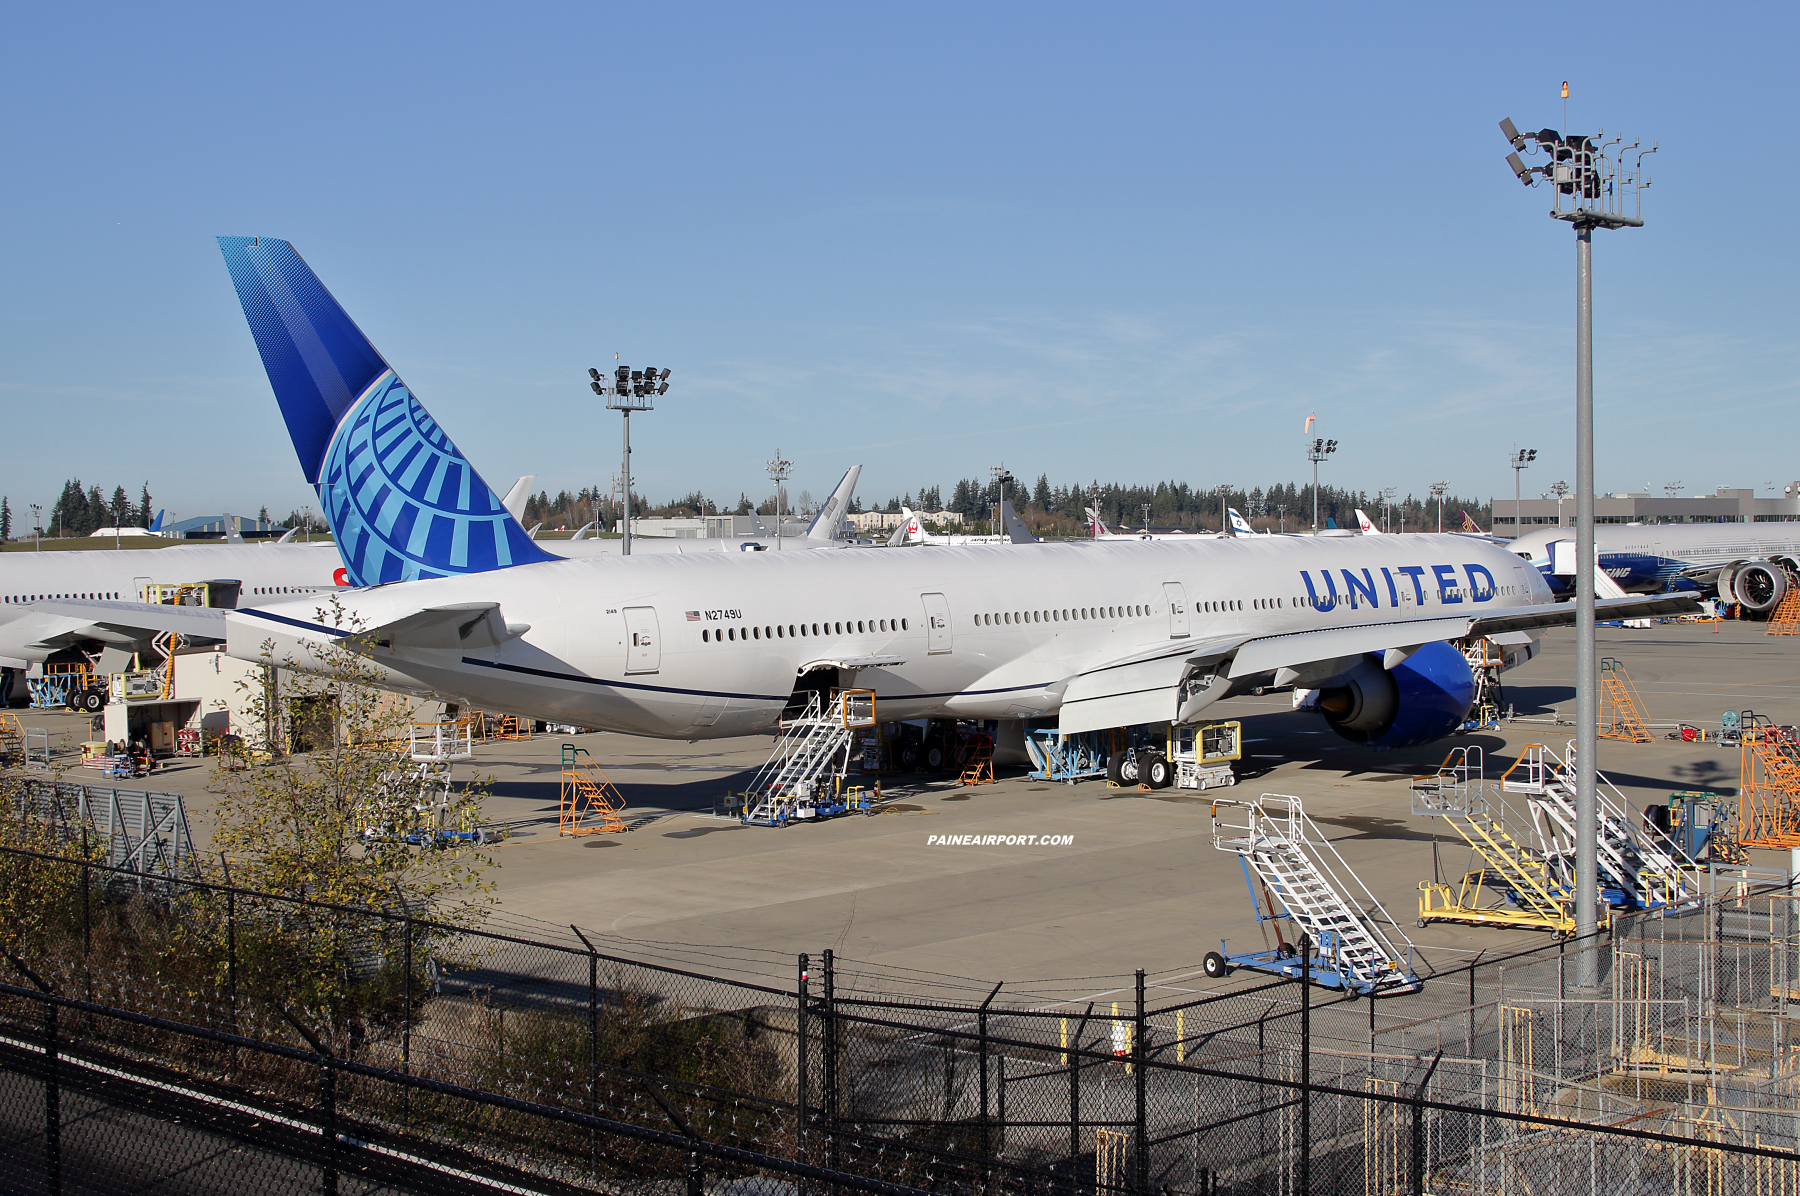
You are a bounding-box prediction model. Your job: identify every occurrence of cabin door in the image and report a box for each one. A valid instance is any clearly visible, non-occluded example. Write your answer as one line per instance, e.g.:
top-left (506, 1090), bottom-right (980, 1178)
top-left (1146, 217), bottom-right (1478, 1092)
top-left (1163, 581), bottom-right (1191, 639)
top-left (921, 593), bottom-right (953, 655)
top-left (623, 607), bottom-right (660, 674)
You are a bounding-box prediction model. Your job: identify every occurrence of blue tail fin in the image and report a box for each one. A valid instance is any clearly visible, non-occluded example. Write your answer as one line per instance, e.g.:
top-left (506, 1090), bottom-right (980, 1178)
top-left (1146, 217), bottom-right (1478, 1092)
top-left (217, 237), bottom-right (553, 586)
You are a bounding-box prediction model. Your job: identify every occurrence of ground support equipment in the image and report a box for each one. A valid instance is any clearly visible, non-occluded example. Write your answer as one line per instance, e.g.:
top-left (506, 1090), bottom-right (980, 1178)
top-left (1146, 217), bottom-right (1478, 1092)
top-left (1206, 793), bottom-right (1420, 996)
top-left (1025, 727), bottom-right (1115, 783)
top-left (1412, 747), bottom-right (1576, 934)
top-left (1597, 657), bottom-right (1654, 743)
top-left (0, 713), bottom-right (23, 765)
top-left (1736, 731), bottom-right (1800, 848)
top-left (1650, 790), bottom-right (1741, 863)
top-left (1503, 741), bottom-right (1702, 910)
top-left (1766, 577), bottom-right (1800, 634)
top-left (957, 732), bottom-right (995, 785)
top-left (559, 744), bottom-right (627, 836)
top-left (742, 690), bottom-right (875, 825)
top-left (1167, 721), bottom-right (1240, 791)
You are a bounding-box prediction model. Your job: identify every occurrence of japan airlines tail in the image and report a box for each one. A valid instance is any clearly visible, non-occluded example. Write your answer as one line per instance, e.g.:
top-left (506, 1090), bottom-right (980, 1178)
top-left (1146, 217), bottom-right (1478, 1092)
top-left (1355, 509), bottom-right (1382, 535)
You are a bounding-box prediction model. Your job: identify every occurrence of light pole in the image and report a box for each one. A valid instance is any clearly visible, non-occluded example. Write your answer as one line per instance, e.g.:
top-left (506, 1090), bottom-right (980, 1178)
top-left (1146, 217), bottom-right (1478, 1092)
top-left (989, 465), bottom-right (1013, 536)
top-left (766, 450), bottom-right (793, 550)
top-left (1215, 484), bottom-right (1234, 535)
top-left (1379, 486), bottom-right (1398, 533)
top-left (30, 504), bottom-right (42, 552)
top-left (1509, 448), bottom-right (1537, 540)
top-left (1307, 438), bottom-right (1337, 532)
top-left (1501, 100), bottom-right (1654, 984)
top-left (589, 364), bottom-right (669, 556)
top-left (1429, 482), bottom-right (1448, 533)
top-left (1551, 481), bottom-right (1570, 528)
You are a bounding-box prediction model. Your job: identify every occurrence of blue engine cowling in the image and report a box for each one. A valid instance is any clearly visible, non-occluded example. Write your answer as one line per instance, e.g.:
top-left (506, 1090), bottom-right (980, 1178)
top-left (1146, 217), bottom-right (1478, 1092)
top-left (1316, 641), bottom-right (1475, 749)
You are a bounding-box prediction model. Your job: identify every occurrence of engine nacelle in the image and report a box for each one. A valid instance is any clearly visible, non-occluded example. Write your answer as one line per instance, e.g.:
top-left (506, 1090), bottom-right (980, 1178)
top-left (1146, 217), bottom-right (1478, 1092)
top-left (1732, 562), bottom-right (1789, 613)
top-left (1316, 641), bottom-right (1476, 749)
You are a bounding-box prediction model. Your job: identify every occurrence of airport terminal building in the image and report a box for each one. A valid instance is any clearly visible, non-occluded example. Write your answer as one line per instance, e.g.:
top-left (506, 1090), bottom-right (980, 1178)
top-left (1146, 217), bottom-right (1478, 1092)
top-left (1492, 485), bottom-right (1800, 538)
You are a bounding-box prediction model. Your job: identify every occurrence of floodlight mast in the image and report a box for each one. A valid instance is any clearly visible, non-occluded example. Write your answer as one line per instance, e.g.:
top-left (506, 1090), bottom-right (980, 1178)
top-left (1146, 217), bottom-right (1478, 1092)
top-left (590, 365), bottom-right (670, 556)
top-left (1429, 482), bottom-right (1449, 533)
top-left (1307, 437), bottom-right (1338, 532)
top-left (1510, 448), bottom-right (1537, 540)
top-left (1499, 104), bottom-right (1653, 987)
top-left (766, 450), bottom-right (793, 550)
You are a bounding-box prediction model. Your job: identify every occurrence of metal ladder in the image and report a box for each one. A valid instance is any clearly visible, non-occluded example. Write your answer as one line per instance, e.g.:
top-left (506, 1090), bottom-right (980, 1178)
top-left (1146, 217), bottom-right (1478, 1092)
top-left (743, 690), bottom-right (874, 824)
top-left (1597, 657), bottom-right (1653, 743)
top-left (560, 744), bottom-right (627, 836)
top-left (1211, 794), bottom-right (1416, 993)
top-left (1503, 741), bottom-right (1698, 908)
top-left (1412, 747), bottom-right (1575, 932)
top-left (1767, 584), bottom-right (1800, 635)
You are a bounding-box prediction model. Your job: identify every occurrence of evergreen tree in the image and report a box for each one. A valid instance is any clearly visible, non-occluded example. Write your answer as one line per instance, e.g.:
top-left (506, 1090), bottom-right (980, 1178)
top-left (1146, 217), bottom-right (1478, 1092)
top-left (137, 482), bottom-right (153, 528)
top-left (1, 497), bottom-right (9, 542)
top-left (1033, 473), bottom-right (1051, 510)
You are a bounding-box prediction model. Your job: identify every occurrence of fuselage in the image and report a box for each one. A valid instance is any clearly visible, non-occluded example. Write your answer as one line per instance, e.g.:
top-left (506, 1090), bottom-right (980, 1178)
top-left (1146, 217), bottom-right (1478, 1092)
top-left (231, 533), bottom-right (1551, 739)
top-left (1511, 523), bottom-right (1800, 595)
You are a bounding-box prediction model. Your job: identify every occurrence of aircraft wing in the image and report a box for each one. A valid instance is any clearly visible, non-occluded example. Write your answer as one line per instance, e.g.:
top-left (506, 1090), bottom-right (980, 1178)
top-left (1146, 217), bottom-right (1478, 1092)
top-left (1051, 593), bottom-right (1698, 736)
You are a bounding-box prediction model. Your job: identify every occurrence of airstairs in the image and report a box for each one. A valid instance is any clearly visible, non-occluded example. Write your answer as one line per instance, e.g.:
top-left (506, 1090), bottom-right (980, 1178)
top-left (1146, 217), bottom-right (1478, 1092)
top-left (1597, 657), bottom-right (1653, 743)
top-left (0, 713), bottom-right (23, 765)
top-left (1766, 584), bottom-right (1800, 635)
top-left (1413, 747), bottom-right (1576, 933)
top-left (1736, 733), bottom-right (1800, 847)
top-left (743, 690), bottom-right (875, 825)
top-left (1502, 741), bottom-right (1700, 909)
top-left (560, 744), bottom-right (627, 836)
top-left (1208, 794), bottom-right (1419, 995)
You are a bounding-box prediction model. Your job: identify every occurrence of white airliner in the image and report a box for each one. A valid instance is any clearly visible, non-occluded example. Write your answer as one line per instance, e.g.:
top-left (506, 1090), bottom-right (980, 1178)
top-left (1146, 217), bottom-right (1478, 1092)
top-left (1510, 522), bottom-right (1800, 612)
top-left (19, 238), bottom-right (1693, 756)
top-left (897, 501), bottom-right (1035, 546)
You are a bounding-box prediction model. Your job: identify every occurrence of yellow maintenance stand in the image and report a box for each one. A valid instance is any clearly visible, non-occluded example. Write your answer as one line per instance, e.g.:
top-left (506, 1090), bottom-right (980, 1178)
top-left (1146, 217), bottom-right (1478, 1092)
top-left (1412, 746), bottom-right (1578, 934)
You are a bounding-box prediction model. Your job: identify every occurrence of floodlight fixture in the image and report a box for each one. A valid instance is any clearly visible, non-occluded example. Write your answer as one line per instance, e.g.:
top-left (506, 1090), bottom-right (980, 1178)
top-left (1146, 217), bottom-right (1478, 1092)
top-left (589, 362), bottom-right (671, 555)
top-left (1306, 432), bottom-right (1338, 531)
top-left (1429, 481), bottom-right (1449, 533)
top-left (766, 449), bottom-right (794, 551)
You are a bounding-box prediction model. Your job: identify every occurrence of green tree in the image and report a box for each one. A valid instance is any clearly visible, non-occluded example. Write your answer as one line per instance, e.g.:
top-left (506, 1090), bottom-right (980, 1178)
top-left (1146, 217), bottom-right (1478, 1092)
top-left (137, 482), bottom-right (153, 528)
top-left (1, 496), bottom-right (10, 542)
top-left (211, 603), bottom-right (497, 1009)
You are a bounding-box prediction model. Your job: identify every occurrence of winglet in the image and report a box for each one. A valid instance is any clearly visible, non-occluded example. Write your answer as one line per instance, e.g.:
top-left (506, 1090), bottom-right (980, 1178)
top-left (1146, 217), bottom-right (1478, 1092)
top-left (806, 465), bottom-right (861, 542)
top-left (216, 237), bottom-right (554, 585)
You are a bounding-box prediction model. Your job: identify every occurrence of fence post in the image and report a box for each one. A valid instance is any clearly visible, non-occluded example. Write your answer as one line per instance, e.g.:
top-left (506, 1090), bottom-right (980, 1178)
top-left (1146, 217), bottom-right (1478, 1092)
top-left (798, 953), bottom-right (810, 1193)
top-left (1409, 1050), bottom-right (1443, 1196)
top-left (1134, 968), bottom-right (1147, 1195)
top-left (1068, 1002), bottom-right (1092, 1188)
top-left (823, 949), bottom-right (839, 1179)
top-left (220, 854), bottom-right (237, 1039)
top-left (280, 1006), bottom-right (338, 1196)
top-left (977, 978), bottom-right (1002, 1183)
top-left (1298, 933), bottom-right (1311, 1196)
top-left (7, 954), bottom-right (57, 1196)
top-left (572, 925), bottom-right (600, 1177)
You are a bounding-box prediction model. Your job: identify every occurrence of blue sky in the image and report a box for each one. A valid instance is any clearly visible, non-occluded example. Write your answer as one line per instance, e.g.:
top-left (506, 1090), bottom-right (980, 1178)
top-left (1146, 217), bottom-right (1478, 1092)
top-left (1, 3), bottom-right (1794, 522)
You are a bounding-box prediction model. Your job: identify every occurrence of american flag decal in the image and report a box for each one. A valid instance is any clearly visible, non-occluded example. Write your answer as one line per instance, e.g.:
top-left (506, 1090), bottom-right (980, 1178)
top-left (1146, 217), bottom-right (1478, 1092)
top-left (686, 611), bottom-right (702, 622)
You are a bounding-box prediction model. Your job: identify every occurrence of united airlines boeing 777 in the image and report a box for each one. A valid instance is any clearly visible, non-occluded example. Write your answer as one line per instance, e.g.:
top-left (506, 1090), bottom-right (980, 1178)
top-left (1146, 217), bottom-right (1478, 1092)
top-left (22, 238), bottom-right (1693, 755)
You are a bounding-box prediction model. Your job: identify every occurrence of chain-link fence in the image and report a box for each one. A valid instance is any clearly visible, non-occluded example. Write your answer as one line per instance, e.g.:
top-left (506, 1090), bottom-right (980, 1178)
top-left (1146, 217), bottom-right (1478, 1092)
top-left (4, 840), bottom-right (1800, 1194)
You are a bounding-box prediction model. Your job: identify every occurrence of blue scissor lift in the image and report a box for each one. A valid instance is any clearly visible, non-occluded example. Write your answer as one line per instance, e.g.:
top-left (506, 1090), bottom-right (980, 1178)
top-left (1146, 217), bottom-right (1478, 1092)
top-left (1205, 794), bottom-right (1421, 997)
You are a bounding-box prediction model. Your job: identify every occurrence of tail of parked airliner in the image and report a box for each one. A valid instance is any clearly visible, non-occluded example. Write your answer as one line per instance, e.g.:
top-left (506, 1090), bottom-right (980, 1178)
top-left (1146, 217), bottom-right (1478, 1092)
top-left (1228, 507), bottom-right (1256, 536)
top-left (216, 237), bottom-right (553, 586)
top-left (1355, 509), bottom-right (1382, 534)
top-left (805, 465), bottom-right (861, 542)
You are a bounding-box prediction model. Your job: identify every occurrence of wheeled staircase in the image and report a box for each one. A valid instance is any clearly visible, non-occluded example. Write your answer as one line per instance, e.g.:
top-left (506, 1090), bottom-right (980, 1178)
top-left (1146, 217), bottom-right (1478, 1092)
top-left (1413, 747), bottom-right (1575, 932)
top-left (1212, 794), bottom-right (1417, 994)
top-left (1503, 741), bottom-right (1699, 909)
top-left (743, 690), bottom-right (875, 824)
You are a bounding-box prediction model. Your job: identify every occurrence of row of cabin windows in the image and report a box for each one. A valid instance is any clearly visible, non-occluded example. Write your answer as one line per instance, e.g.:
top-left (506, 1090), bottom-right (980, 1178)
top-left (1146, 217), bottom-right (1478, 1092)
top-left (5, 592), bottom-right (120, 603)
top-left (703, 618), bottom-right (908, 643)
top-left (251, 586), bottom-right (318, 595)
top-left (974, 604), bottom-right (1149, 627)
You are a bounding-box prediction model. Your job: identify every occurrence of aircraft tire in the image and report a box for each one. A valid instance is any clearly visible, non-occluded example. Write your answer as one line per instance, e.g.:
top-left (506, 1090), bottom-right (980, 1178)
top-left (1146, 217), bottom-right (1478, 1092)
top-left (925, 745), bottom-right (944, 770)
top-left (81, 690), bottom-right (104, 713)
top-left (1107, 751), bottom-right (1127, 785)
top-left (1144, 754), bottom-right (1172, 789)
